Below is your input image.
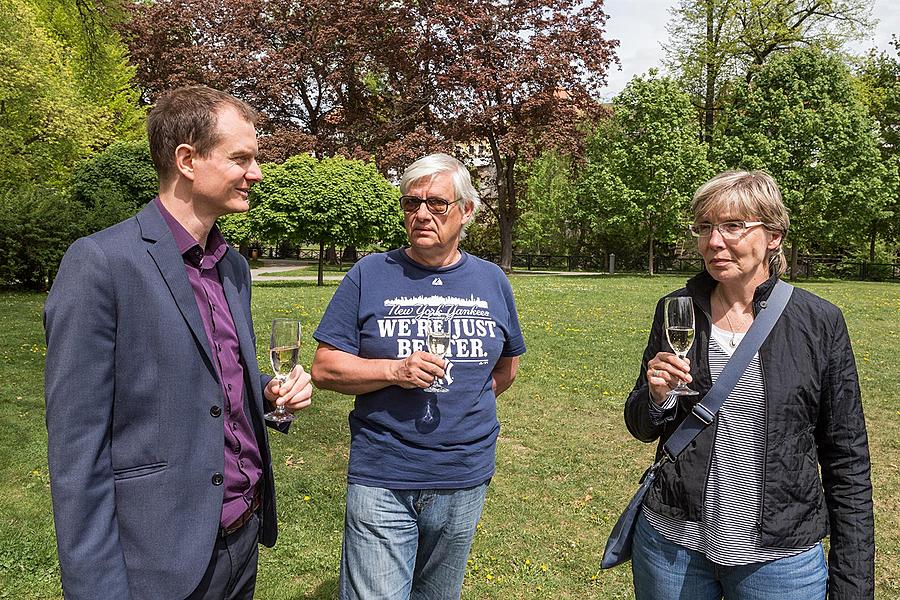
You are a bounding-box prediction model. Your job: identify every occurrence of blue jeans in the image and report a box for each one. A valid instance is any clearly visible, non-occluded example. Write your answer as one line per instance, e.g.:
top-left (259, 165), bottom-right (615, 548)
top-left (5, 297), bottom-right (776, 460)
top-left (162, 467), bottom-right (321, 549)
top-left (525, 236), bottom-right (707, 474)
top-left (339, 481), bottom-right (489, 600)
top-left (632, 512), bottom-right (827, 600)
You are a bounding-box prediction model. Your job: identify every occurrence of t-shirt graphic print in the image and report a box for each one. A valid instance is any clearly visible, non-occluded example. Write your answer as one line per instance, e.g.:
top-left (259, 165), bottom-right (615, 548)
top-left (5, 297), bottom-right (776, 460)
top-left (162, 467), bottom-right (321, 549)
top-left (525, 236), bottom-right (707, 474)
top-left (314, 249), bottom-right (525, 489)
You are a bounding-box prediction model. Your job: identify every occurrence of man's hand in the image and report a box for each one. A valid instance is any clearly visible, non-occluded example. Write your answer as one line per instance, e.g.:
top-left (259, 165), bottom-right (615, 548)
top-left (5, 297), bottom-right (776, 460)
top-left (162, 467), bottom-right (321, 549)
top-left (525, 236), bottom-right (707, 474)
top-left (390, 351), bottom-right (446, 389)
top-left (264, 365), bottom-right (313, 413)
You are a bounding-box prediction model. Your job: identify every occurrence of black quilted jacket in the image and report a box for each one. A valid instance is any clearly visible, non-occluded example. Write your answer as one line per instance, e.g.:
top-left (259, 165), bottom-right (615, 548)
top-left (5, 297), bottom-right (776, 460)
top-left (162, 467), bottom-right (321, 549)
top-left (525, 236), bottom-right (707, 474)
top-left (624, 271), bottom-right (874, 599)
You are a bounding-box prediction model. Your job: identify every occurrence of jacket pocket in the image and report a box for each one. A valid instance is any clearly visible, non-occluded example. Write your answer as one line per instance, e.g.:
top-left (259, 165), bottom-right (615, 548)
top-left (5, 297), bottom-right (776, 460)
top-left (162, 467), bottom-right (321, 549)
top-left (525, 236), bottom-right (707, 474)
top-left (113, 461), bottom-right (167, 480)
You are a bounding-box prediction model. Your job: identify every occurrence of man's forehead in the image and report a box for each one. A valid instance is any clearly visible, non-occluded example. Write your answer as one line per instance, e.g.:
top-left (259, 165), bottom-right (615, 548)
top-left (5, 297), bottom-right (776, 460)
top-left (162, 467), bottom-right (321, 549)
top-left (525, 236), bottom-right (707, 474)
top-left (213, 107), bottom-right (258, 150)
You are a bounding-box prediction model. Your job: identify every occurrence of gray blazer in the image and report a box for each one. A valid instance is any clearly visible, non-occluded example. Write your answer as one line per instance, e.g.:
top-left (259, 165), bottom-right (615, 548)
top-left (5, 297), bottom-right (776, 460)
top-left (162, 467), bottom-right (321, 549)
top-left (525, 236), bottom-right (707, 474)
top-left (44, 201), bottom-right (281, 600)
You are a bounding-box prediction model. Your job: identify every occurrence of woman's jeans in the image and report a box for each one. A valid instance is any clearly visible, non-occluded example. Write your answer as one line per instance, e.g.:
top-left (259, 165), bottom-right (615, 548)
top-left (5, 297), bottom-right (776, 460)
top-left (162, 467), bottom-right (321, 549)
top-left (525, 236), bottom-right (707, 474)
top-left (339, 481), bottom-right (489, 600)
top-left (632, 512), bottom-right (827, 600)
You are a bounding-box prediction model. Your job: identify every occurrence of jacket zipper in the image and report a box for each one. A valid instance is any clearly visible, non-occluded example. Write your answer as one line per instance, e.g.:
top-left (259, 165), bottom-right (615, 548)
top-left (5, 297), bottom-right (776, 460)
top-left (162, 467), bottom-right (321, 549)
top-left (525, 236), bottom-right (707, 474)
top-left (757, 353), bottom-right (768, 539)
top-left (697, 298), bottom-right (714, 525)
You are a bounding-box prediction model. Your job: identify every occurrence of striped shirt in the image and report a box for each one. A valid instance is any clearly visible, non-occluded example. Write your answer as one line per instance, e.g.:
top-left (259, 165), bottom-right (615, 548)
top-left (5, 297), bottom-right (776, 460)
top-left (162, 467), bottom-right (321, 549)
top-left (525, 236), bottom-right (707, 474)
top-left (643, 324), bottom-right (815, 565)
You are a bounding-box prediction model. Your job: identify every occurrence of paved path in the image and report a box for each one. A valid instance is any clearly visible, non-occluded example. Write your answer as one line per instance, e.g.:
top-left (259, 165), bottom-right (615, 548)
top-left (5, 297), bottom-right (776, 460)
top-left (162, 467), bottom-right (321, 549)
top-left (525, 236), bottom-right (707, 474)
top-left (251, 264), bottom-right (346, 282)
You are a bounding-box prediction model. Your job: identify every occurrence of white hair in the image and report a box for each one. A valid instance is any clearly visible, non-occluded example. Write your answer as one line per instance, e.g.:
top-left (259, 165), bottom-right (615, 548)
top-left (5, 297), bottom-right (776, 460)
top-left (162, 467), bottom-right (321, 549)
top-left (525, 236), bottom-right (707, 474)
top-left (399, 153), bottom-right (482, 228)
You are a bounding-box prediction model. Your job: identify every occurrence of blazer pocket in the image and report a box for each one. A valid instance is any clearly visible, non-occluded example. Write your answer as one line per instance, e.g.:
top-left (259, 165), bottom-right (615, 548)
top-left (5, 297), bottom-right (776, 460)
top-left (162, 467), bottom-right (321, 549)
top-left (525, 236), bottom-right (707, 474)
top-left (113, 462), bottom-right (168, 481)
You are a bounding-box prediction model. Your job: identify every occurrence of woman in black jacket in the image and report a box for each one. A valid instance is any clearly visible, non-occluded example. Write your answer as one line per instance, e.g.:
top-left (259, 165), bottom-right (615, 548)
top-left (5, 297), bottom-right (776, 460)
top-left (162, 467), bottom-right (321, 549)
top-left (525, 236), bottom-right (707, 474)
top-left (625, 170), bottom-right (874, 600)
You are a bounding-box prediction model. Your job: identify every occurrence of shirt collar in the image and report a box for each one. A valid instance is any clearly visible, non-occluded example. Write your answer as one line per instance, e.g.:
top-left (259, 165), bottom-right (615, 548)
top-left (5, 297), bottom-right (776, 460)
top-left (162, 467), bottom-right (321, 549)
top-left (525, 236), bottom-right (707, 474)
top-left (155, 197), bottom-right (229, 267)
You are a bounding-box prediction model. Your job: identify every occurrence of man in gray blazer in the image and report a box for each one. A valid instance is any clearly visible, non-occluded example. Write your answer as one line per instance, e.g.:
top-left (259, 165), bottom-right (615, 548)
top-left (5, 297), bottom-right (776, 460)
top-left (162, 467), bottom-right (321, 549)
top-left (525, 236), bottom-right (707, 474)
top-left (44, 86), bottom-right (312, 600)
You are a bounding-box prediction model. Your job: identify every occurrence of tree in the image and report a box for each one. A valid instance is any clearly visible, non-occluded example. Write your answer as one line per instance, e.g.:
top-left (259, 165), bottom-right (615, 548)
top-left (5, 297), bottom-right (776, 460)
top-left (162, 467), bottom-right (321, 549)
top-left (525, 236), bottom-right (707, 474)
top-left (517, 152), bottom-right (579, 256)
top-left (0, 0), bottom-right (144, 190)
top-left (855, 41), bottom-right (900, 259)
top-left (0, 187), bottom-right (87, 289)
top-left (121, 0), bottom-right (414, 161)
top-left (0, 0), bottom-right (94, 188)
top-left (580, 73), bottom-right (712, 275)
top-left (249, 154), bottom-right (404, 285)
top-left (664, 0), bottom-right (874, 144)
top-left (716, 47), bottom-right (892, 277)
top-left (121, 0), bottom-right (619, 272)
top-left (414, 0), bottom-right (618, 272)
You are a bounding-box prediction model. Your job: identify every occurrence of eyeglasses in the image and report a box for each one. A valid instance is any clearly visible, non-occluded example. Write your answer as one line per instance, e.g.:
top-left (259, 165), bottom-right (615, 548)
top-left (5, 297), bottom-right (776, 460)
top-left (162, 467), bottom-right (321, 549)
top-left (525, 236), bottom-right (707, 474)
top-left (399, 195), bottom-right (461, 215)
top-left (689, 221), bottom-right (766, 239)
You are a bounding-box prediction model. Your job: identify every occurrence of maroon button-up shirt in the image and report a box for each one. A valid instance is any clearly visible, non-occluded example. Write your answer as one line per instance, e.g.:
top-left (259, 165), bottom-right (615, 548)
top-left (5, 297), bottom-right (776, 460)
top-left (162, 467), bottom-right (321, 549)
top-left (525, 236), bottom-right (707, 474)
top-left (156, 198), bottom-right (263, 528)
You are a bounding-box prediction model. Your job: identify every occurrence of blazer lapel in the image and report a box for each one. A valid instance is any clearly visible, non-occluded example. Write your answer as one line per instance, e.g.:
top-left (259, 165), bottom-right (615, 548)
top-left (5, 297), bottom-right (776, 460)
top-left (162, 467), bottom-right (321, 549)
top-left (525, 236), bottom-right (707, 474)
top-left (137, 203), bottom-right (217, 375)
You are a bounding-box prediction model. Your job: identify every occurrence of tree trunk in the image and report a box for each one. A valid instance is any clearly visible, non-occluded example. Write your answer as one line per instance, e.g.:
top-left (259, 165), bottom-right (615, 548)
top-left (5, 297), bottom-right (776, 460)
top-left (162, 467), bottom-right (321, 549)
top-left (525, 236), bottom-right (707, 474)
top-left (341, 245), bottom-right (358, 265)
top-left (648, 231), bottom-right (655, 276)
top-left (789, 243), bottom-right (798, 281)
top-left (325, 245), bottom-right (339, 265)
top-left (317, 240), bottom-right (325, 286)
top-left (496, 157), bottom-right (517, 273)
top-left (869, 221), bottom-right (877, 263)
top-left (487, 133), bottom-right (518, 274)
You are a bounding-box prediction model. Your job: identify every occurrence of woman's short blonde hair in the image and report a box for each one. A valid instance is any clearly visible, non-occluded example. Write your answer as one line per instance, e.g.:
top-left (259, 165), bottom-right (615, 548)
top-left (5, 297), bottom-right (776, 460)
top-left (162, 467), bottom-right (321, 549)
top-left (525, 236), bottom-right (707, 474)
top-left (691, 170), bottom-right (790, 277)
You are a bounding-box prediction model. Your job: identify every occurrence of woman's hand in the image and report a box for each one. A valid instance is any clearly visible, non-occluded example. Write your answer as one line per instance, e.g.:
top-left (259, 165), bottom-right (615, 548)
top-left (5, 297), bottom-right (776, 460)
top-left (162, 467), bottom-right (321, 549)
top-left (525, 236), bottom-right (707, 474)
top-left (646, 352), bottom-right (692, 405)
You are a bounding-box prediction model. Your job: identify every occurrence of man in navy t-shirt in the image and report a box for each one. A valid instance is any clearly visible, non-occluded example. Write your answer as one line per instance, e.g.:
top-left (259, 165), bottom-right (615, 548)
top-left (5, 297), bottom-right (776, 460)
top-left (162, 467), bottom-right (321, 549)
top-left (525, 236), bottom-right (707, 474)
top-left (312, 153), bottom-right (525, 600)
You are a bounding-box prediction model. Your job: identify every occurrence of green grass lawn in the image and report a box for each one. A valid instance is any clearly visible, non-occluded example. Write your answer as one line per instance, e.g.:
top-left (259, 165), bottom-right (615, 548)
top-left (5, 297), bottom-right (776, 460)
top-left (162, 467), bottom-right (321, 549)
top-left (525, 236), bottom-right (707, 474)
top-left (1, 276), bottom-right (897, 599)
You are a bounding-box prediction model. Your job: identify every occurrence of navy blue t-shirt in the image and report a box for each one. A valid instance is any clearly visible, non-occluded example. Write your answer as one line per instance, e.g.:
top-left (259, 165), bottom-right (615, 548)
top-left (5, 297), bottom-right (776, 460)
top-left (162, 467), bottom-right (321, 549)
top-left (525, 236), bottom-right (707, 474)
top-left (314, 249), bottom-right (526, 489)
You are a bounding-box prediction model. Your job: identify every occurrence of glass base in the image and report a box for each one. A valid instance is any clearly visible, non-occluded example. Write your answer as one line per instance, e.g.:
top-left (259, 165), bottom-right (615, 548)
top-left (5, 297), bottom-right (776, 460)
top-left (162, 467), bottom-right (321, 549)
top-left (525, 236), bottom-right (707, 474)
top-left (423, 384), bottom-right (449, 393)
top-left (264, 409), bottom-right (296, 423)
top-left (669, 385), bottom-right (699, 396)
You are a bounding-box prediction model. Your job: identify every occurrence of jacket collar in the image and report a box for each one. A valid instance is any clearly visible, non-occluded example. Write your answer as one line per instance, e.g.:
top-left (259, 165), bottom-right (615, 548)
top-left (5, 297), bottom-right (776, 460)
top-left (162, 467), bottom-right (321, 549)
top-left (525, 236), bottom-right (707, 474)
top-left (686, 269), bottom-right (781, 316)
top-left (135, 198), bottom-right (171, 243)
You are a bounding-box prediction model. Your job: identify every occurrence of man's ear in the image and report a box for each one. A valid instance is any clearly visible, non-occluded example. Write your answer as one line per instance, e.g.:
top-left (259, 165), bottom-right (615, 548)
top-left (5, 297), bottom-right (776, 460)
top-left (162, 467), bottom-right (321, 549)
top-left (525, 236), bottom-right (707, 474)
top-left (461, 200), bottom-right (475, 224)
top-left (174, 144), bottom-right (196, 181)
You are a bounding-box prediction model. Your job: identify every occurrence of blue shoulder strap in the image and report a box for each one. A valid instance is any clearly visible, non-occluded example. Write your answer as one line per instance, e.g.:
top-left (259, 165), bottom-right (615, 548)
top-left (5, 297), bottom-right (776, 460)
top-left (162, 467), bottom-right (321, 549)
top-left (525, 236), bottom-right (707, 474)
top-left (661, 279), bottom-right (794, 462)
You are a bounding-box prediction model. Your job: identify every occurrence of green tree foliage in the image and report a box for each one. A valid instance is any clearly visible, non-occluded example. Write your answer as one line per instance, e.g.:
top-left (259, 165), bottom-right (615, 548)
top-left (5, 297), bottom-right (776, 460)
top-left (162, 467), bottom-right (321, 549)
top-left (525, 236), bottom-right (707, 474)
top-left (250, 154), bottom-right (404, 284)
top-left (0, 0), bottom-right (94, 188)
top-left (664, 0), bottom-right (873, 143)
top-left (580, 73), bottom-right (712, 274)
top-left (517, 152), bottom-right (579, 256)
top-left (855, 41), bottom-right (900, 257)
top-left (71, 140), bottom-right (158, 232)
top-left (29, 0), bottom-right (145, 144)
top-left (716, 47), bottom-right (893, 276)
top-left (0, 187), bottom-right (86, 289)
top-left (0, 0), bottom-right (144, 190)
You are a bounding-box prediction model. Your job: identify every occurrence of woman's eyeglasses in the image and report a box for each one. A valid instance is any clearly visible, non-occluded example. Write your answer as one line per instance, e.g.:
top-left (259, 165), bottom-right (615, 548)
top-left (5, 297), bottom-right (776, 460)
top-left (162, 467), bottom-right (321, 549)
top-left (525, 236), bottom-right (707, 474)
top-left (399, 195), bottom-right (461, 215)
top-left (689, 221), bottom-right (765, 239)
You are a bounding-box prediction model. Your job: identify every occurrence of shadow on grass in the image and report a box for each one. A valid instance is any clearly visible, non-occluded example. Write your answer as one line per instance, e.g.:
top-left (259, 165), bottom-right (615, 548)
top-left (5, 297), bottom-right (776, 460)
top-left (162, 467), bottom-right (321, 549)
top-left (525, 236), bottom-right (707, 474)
top-left (287, 577), bottom-right (338, 600)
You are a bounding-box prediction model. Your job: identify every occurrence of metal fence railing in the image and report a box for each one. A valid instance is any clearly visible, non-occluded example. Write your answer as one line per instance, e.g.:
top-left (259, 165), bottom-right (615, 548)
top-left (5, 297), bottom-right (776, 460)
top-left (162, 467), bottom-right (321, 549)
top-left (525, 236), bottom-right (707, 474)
top-left (248, 246), bottom-right (899, 282)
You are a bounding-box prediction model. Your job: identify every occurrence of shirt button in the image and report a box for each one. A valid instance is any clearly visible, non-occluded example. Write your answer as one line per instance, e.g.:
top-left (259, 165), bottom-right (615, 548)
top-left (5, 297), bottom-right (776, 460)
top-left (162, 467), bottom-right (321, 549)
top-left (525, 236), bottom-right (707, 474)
top-left (210, 405), bottom-right (222, 418)
top-left (212, 473), bottom-right (224, 486)
top-left (217, 344), bottom-right (222, 352)
top-left (234, 443), bottom-right (242, 454)
top-left (227, 384), bottom-right (233, 391)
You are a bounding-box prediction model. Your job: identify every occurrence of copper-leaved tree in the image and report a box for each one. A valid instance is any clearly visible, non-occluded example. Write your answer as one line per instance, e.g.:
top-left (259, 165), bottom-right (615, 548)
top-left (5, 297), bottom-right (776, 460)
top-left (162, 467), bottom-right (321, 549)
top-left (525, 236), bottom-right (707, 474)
top-left (378, 0), bottom-right (618, 271)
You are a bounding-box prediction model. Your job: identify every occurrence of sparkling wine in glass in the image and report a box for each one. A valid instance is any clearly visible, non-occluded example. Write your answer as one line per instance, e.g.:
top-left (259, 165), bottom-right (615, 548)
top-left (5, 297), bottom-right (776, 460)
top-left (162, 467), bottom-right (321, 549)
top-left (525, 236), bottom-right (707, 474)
top-left (265, 319), bottom-right (301, 423)
top-left (664, 297), bottom-right (699, 397)
top-left (423, 319), bottom-right (452, 401)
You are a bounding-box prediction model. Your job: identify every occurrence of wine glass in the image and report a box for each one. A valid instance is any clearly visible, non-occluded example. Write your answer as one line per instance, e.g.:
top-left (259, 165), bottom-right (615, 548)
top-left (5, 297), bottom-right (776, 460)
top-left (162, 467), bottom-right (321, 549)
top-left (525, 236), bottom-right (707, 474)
top-left (423, 318), bottom-right (452, 394)
top-left (265, 318), bottom-right (301, 423)
top-left (664, 297), bottom-right (699, 396)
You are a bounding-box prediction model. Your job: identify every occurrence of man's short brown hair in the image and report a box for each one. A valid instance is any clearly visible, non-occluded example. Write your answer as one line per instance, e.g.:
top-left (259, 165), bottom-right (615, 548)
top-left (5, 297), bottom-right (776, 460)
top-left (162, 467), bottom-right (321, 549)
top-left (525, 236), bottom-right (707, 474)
top-left (147, 86), bottom-right (259, 181)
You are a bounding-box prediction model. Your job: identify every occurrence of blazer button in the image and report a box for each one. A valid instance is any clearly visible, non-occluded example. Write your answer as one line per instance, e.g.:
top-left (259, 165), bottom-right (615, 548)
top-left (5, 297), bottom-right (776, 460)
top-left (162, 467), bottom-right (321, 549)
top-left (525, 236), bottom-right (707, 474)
top-left (212, 472), bottom-right (224, 486)
top-left (210, 405), bottom-right (222, 417)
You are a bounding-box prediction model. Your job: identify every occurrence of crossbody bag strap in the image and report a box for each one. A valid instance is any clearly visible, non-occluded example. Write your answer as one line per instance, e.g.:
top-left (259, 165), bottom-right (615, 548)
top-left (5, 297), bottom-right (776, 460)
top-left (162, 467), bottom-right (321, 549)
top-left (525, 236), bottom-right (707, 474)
top-left (661, 279), bottom-right (794, 462)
